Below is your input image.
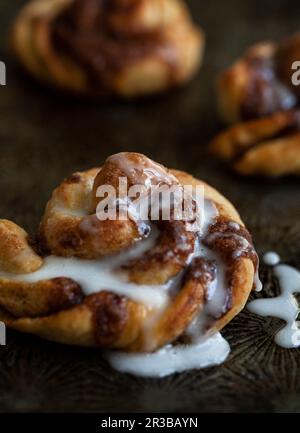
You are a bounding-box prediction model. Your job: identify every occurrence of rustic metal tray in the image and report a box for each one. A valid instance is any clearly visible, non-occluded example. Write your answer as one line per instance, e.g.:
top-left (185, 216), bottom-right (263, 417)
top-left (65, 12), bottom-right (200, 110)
top-left (0, 0), bottom-right (299, 413)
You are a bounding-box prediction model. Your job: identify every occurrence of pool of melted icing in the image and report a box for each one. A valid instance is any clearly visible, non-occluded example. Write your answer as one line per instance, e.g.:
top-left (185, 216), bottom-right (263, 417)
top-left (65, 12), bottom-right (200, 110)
top-left (105, 332), bottom-right (230, 378)
top-left (248, 252), bottom-right (300, 348)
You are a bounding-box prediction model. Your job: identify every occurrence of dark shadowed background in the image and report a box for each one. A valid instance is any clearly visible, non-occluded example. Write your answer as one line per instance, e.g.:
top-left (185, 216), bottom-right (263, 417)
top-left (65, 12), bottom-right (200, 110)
top-left (0, 0), bottom-right (300, 413)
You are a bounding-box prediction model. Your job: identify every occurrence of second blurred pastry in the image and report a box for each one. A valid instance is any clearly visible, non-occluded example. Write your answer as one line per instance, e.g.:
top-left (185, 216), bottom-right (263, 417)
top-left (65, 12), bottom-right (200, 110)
top-left (13, 0), bottom-right (204, 98)
top-left (211, 34), bottom-right (300, 176)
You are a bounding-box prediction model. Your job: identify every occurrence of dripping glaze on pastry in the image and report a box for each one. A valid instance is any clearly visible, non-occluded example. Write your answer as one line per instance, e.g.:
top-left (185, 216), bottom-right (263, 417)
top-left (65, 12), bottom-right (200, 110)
top-left (0, 153), bottom-right (260, 375)
top-left (0, 200), bottom-right (225, 317)
top-left (0, 198), bottom-right (255, 376)
top-left (248, 252), bottom-right (300, 349)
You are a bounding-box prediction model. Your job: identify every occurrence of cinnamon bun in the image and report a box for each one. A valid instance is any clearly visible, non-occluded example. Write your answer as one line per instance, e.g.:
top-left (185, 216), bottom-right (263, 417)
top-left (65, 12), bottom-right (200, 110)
top-left (12, 0), bottom-right (204, 98)
top-left (0, 153), bottom-right (259, 355)
top-left (212, 34), bottom-right (300, 176)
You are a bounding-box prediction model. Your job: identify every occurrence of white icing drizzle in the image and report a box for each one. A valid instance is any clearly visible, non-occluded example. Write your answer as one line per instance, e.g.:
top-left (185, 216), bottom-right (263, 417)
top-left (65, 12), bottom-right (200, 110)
top-left (254, 270), bottom-right (263, 292)
top-left (199, 200), bottom-right (217, 236)
top-left (108, 153), bottom-right (178, 188)
top-left (0, 201), bottom-right (222, 311)
top-left (105, 332), bottom-right (230, 378)
top-left (263, 252), bottom-right (280, 266)
top-left (0, 230), bottom-right (170, 309)
top-left (248, 252), bottom-right (300, 348)
top-left (95, 154), bottom-right (205, 233)
top-left (228, 221), bottom-right (240, 231)
top-left (106, 203), bottom-right (237, 377)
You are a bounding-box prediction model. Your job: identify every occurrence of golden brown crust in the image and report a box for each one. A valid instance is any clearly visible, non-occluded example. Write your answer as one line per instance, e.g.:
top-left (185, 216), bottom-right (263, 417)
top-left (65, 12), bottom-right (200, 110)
top-left (0, 153), bottom-right (257, 352)
top-left (39, 167), bottom-right (143, 258)
top-left (0, 277), bottom-right (83, 318)
top-left (0, 220), bottom-right (43, 274)
top-left (12, 0), bottom-right (204, 98)
top-left (211, 110), bottom-right (300, 176)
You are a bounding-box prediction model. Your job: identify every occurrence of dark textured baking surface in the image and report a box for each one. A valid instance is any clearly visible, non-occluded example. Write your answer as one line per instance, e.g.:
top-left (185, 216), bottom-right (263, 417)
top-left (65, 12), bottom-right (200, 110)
top-left (0, 0), bottom-right (300, 413)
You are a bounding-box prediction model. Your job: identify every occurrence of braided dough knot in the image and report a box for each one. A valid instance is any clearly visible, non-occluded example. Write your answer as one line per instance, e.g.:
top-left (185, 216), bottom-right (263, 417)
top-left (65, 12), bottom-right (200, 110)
top-left (0, 153), bottom-right (258, 352)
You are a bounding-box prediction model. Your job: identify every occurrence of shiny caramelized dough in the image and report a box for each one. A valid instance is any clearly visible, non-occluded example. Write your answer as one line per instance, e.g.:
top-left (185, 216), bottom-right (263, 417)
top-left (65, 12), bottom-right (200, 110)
top-left (212, 34), bottom-right (300, 176)
top-left (12, 0), bottom-right (204, 98)
top-left (0, 153), bottom-right (257, 352)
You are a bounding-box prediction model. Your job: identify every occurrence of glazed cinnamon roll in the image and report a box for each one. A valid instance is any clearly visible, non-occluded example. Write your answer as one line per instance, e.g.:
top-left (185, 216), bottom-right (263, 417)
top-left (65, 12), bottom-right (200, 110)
top-left (212, 34), bottom-right (300, 176)
top-left (0, 153), bottom-right (259, 353)
top-left (12, 0), bottom-right (204, 98)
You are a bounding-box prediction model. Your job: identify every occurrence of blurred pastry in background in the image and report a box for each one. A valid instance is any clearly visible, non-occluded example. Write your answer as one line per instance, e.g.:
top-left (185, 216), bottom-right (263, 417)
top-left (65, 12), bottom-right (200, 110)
top-left (13, 0), bottom-right (204, 98)
top-left (216, 40), bottom-right (298, 124)
top-left (211, 110), bottom-right (300, 176)
top-left (211, 34), bottom-right (300, 176)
